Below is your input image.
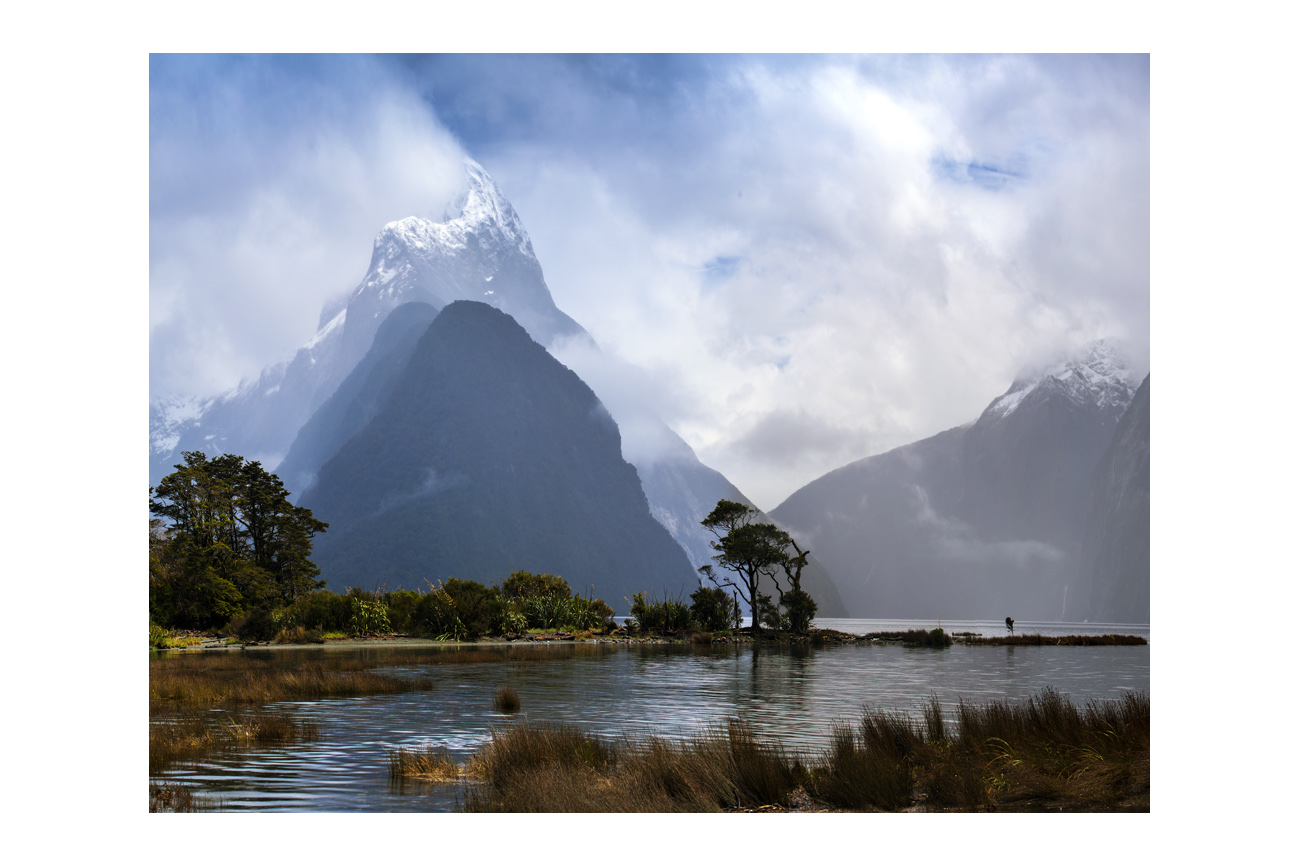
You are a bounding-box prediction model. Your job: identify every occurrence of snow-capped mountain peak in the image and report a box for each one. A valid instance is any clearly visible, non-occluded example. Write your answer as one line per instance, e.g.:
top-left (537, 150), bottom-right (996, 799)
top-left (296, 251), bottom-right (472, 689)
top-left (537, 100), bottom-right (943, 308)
top-left (988, 340), bottom-right (1139, 419)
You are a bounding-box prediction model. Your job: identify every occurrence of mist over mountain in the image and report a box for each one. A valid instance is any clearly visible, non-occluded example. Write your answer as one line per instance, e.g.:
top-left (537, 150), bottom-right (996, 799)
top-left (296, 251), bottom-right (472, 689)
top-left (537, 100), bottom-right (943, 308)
top-left (771, 342), bottom-right (1146, 622)
top-left (152, 159), bottom-right (852, 614)
top-left (299, 301), bottom-right (698, 610)
top-left (1067, 374), bottom-right (1150, 623)
top-left (150, 160), bottom-right (588, 487)
top-left (274, 302), bottom-right (440, 499)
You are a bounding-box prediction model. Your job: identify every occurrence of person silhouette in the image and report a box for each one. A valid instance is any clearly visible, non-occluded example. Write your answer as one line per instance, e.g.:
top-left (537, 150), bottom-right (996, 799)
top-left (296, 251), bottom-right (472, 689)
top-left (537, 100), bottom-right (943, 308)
top-left (1005, 617), bottom-right (1015, 635)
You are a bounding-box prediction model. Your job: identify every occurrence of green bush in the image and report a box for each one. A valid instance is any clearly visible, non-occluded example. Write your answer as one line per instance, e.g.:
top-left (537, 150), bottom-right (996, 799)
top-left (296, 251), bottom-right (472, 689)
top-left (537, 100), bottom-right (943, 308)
top-left (690, 586), bottom-right (740, 632)
top-left (501, 571), bottom-right (572, 601)
top-left (629, 591), bottom-right (692, 632)
top-left (347, 596), bottom-right (391, 636)
top-left (442, 578), bottom-right (506, 639)
top-left (380, 588), bottom-right (423, 633)
top-left (235, 607), bottom-right (279, 643)
top-left (782, 589), bottom-right (818, 634)
top-left (413, 584), bottom-right (465, 639)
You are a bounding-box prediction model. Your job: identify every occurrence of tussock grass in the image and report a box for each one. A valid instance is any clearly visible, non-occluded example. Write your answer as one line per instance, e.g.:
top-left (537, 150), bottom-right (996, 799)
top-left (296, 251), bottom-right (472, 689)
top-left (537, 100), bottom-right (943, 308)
top-left (149, 781), bottom-right (217, 812)
top-left (388, 745), bottom-right (461, 782)
top-left (459, 688), bottom-right (1147, 812)
top-left (150, 653), bottom-right (434, 706)
top-left (150, 710), bottom-right (321, 773)
top-left (461, 718), bottom-right (805, 812)
top-left (493, 684), bottom-right (521, 713)
top-left (273, 625), bottom-right (325, 644)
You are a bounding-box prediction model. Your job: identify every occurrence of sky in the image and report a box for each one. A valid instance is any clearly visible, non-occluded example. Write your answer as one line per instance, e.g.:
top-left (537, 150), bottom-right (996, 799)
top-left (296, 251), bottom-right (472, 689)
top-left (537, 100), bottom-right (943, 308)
top-left (150, 54), bottom-right (1150, 510)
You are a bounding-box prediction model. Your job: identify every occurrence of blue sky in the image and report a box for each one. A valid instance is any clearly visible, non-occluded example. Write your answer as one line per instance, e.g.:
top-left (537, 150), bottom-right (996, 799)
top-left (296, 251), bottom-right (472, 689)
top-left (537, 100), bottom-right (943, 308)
top-left (150, 54), bottom-right (1150, 508)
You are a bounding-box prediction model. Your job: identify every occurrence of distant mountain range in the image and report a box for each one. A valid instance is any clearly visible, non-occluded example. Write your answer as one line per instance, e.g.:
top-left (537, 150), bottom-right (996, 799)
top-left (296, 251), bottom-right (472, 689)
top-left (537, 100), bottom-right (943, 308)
top-left (151, 158), bottom-right (1146, 624)
top-left (771, 343), bottom-right (1149, 623)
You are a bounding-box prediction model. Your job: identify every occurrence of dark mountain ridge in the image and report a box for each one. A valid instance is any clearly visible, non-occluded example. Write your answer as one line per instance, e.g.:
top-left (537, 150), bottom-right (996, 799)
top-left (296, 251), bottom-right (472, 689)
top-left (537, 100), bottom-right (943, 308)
top-left (300, 301), bottom-right (699, 611)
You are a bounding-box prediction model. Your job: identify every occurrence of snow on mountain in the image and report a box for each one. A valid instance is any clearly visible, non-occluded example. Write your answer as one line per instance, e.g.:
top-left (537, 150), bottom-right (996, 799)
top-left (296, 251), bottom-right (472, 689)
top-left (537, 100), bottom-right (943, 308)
top-left (987, 340), bottom-right (1140, 421)
top-left (149, 159), bottom-right (585, 486)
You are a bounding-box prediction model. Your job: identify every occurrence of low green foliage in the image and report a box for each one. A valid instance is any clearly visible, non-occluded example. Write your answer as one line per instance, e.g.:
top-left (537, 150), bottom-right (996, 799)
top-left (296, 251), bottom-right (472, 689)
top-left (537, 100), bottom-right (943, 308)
top-left (689, 586), bottom-right (740, 632)
top-left (629, 591), bottom-right (691, 632)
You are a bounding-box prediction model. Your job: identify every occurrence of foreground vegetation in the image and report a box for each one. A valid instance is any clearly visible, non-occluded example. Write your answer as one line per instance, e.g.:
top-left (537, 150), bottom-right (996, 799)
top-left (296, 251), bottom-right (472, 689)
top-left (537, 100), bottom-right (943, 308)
top-left (437, 687), bottom-right (1148, 812)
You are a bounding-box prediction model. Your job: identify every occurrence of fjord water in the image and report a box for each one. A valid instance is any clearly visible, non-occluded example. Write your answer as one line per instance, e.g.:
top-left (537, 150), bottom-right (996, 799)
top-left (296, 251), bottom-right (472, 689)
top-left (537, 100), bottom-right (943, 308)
top-left (155, 619), bottom-right (1149, 812)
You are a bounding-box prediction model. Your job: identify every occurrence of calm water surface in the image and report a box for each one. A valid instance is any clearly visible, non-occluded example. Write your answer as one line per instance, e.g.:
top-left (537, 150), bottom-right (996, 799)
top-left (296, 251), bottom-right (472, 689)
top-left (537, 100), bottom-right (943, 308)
top-left (154, 618), bottom-right (1149, 812)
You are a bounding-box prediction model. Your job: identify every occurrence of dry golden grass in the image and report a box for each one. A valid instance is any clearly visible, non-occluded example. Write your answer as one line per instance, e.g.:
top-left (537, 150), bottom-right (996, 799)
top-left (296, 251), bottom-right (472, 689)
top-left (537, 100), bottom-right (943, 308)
top-left (459, 688), bottom-right (1148, 812)
top-left (150, 710), bottom-right (321, 773)
top-left (150, 653), bottom-right (434, 706)
top-left (388, 745), bottom-right (462, 782)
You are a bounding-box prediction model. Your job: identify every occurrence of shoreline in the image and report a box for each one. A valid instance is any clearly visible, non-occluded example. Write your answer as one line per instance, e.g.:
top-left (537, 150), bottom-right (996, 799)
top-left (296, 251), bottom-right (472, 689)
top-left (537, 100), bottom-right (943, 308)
top-left (156, 627), bottom-right (1148, 653)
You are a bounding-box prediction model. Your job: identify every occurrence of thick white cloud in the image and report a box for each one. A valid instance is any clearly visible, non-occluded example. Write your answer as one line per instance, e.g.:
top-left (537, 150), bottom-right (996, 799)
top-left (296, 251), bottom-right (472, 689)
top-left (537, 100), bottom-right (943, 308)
top-left (489, 56), bottom-right (1149, 506)
top-left (151, 54), bottom-right (1149, 510)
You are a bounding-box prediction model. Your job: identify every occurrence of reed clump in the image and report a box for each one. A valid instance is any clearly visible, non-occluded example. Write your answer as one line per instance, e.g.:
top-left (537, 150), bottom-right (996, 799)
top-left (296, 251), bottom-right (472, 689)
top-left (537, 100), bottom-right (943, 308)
top-left (149, 781), bottom-right (217, 812)
top-left (493, 684), bottom-right (521, 713)
top-left (150, 653), bottom-right (434, 706)
top-left (150, 710), bottom-right (321, 773)
top-left (460, 719), bottom-right (805, 812)
top-left (388, 745), bottom-right (462, 782)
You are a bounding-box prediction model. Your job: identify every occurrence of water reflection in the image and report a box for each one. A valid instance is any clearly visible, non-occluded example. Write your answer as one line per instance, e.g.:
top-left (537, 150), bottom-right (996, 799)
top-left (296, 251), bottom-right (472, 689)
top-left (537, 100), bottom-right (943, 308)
top-left (155, 634), bottom-right (1149, 812)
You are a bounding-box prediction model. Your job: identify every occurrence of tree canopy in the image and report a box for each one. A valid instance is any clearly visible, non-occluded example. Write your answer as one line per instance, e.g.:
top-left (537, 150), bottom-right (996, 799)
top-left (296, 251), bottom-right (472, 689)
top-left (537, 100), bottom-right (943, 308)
top-left (698, 499), bottom-right (817, 633)
top-left (149, 452), bottom-right (328, 628)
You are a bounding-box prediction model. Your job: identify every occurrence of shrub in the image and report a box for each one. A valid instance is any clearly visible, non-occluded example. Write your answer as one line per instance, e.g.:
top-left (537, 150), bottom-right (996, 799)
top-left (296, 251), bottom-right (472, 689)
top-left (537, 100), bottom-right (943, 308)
top-left (380, 588), bottom-right (423, 633)
top-left (629, 591), bottom-right (692, 632)
top-left (347, 596), bottom-right (391, 636)
top-left (782, 588), bottom-right (818, 634)
top-left (413, 583), bottom-right (465, 639)
top-left (442, 578), bottom-right (505, 639)
top-left (689, 586), bottom-right (740, 632)
top-left (235, 607), bottom-right (279, 643)
top-left (501, 571), bottom-right (572, 601)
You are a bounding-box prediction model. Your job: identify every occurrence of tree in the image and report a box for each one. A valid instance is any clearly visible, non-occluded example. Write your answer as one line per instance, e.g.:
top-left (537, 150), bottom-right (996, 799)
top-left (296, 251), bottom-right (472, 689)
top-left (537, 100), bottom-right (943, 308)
top-left (149, 452), bottom-right (329, 627)
top-left (699, 499), bottom-right (815, 633)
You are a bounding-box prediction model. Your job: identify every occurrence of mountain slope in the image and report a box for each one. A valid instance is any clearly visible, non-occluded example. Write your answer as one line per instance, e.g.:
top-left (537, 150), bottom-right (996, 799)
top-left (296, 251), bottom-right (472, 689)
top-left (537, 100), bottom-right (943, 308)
top-left (1067, 374), bottom-right (1150, 623)
top-left (772, 342), bottom-right (1143, 620)
top-left (300, 301), bottom-right (699, 611)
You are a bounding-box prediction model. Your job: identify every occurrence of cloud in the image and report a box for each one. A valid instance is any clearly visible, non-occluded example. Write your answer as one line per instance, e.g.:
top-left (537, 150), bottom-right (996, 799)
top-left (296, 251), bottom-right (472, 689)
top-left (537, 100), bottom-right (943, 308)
top-left (149, 55), bottom-right (468, 397)
top-left (151, 55), bottom-right (1149, 511)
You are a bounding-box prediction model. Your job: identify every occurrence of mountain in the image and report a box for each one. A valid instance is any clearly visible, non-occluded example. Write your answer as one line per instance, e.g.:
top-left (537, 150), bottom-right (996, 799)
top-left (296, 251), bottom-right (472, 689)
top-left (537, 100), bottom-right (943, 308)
top-left (1067, 374), bottom-right (1150, 623)
top-left (152, 158), bottom-right (851, 615)
top-left (274, 301), bottom-right (440, 499)
top-left (299, 301), bottom-right (700, 611)
top-left (150, 159), bottom-right (588, 487)
top-left (771, 342), bottom-right (1144, 621)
